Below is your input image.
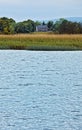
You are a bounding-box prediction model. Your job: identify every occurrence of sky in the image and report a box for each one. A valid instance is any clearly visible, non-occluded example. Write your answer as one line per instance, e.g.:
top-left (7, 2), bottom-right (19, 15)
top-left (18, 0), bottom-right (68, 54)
top-left (0, 0), bottom-right (82, 21)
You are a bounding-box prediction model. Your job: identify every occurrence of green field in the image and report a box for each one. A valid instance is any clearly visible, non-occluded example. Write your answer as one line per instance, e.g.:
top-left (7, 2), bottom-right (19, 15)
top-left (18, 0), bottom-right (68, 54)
top-left (0, 33), bottom-right (82, 50)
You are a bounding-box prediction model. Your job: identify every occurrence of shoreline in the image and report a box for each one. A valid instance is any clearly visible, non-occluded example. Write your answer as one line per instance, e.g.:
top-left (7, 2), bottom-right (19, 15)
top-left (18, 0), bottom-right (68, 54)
top-left (0, 34), bottom-right (82, 51)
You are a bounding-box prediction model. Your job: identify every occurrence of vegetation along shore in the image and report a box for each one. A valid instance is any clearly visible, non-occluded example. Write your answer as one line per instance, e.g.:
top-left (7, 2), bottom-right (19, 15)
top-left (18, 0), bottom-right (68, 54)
top-left (0, 33), bottom-right (82, 50)
top-left (0, 17), bottom-right (82, 50)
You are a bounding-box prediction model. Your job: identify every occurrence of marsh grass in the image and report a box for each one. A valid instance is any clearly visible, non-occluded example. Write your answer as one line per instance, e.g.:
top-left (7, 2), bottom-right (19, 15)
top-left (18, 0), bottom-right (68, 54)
top-left (0, 33), bottom-right (82, 50)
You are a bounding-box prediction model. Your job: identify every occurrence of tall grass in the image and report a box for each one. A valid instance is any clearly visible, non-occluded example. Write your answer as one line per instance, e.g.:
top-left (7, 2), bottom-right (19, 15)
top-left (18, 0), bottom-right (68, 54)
top-left (0, 34), bottom-right (82, 50)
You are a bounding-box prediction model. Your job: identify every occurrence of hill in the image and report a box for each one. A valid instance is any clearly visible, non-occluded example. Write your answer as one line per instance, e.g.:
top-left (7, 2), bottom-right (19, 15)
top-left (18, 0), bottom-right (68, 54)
top-left (65, 17), bottom-right (82, 23)
top-left (44, 17), bottom-right (82, 23)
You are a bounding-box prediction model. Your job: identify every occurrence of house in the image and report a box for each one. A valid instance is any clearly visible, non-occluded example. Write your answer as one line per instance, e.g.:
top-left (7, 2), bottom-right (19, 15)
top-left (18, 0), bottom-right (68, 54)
top-left (36, 25), bottom-right (48, 32)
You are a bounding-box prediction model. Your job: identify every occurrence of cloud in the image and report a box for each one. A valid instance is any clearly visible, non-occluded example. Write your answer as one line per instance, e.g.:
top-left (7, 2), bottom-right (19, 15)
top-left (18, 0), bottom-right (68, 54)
top-left (0, 0), bottom-right (23, 6)
top-left (0, 0), bottom-right (82, 8)
top-left (0, 0), bottom-right (82, 21)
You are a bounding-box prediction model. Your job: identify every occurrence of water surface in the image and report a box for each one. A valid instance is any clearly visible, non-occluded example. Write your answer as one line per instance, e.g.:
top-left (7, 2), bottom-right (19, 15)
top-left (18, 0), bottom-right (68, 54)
top-left (0, 50), bottom-right (82, 130)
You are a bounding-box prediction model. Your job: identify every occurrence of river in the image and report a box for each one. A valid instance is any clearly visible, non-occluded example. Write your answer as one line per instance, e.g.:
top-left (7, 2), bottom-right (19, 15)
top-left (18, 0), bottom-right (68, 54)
top-left (0, 50), bottom-right (82, 130)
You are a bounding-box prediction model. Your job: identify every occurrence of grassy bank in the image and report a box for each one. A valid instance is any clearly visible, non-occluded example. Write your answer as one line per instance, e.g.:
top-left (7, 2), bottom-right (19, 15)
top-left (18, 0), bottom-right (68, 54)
top-left (0, 33), bottom-right (82, 50)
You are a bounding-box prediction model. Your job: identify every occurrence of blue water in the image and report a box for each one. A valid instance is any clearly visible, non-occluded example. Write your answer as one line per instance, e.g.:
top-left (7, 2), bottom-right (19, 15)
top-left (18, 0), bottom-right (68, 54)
top-left (0, 50), bottom-right (82, 130)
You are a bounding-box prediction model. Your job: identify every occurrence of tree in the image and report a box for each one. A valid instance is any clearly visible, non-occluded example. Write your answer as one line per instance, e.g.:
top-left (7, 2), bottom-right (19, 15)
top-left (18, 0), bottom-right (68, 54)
top-left (15, 19), bottom-right (36, 33)
top-left (0, 17), bottom-right (16, 34)
top-left (42, 21), bottom-right (46, 25)
top-left (53, 18), bottom-right (82, 34)
top-left (47, 21), bottom-right (53, 31)
top-left (35, 21), bottom-right (41, 26)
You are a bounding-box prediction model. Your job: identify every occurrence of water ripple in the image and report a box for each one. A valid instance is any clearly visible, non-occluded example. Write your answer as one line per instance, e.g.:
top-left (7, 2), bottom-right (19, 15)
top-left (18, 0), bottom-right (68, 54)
top-left (0, 51), bottom-right (82, 130)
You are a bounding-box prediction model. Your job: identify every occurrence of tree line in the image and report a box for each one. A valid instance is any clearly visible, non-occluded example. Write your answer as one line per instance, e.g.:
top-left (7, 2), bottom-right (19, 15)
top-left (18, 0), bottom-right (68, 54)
top-left (0, 17), bottom-right (82, 34)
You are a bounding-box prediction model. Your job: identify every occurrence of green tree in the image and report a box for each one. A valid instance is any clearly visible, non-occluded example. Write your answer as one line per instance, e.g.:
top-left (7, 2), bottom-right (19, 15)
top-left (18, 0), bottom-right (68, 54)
top-left (35, 21), bottom-right (41, 26)
top-left (15, 19), bottom-right (36, 33)
top-left (53, 18), bottom-right (82, 34)
top-left (42, 21), bottom-right (46, 25)
top-left (0, 17), bottom-right (16, 34)
top-left (47, 21), bottom-right (53, 31)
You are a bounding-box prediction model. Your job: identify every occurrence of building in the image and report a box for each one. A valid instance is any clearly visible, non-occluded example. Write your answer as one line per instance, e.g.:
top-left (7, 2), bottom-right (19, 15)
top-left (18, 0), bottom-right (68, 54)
top-left (36, 25), bottom-right (48, 32)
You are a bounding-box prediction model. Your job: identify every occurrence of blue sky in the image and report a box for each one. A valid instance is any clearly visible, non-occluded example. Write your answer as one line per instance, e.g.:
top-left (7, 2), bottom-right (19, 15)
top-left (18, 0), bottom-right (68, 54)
top-left (0, 0), bottom-right (82, 21)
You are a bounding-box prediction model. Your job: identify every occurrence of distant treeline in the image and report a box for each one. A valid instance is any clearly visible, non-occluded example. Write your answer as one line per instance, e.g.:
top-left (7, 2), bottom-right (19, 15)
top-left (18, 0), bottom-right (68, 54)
top-left (0, 17), bottom-right (82, 34)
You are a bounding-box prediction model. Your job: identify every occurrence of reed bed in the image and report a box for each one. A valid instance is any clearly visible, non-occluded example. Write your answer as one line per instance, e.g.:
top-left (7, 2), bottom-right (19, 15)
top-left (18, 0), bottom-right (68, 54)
top-left (0, 34), bottom-right (82, 50)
